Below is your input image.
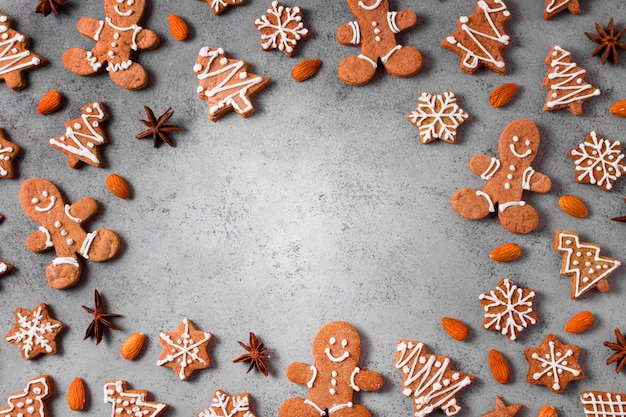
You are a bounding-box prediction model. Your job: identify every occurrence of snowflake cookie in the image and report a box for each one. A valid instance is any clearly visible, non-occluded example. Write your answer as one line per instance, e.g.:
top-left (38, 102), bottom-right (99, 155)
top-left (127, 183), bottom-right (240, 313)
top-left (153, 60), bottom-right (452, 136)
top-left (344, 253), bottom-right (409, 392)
top-left (544, 0), bottom-right (580, 19)
top-left (5, 303), bottom-right (64, 360)
top-left (254, 1), bottom-right (310, 57)
top-left (394, 339), bottom-right (474, 417)
top-left (198, 390), bottom-right (257, 417)
top-left (0, 128), bottom-right (20, 179)
top-left (0, 375), bottom-right (53, 417)
top-left (568, 131), bottom-right (626, 192)
top-left (157, 317), bottom-right (213, 381)
top-left (201, 0), bottom-right (244, 15)
top-left (581, 391), bottom-right (626, 417)
top-left (479, 278), bottom-right (537, 341)
top-left (524, 333), bottom-right (583, 394)
top-left (104, 380), bottom-right (168, 417)
top-left (553, 230), bottom-right (621, 299)
top-left (407, 92), bottom-right (469, 144)
top-left (0, 14), bottom-right (47, 90)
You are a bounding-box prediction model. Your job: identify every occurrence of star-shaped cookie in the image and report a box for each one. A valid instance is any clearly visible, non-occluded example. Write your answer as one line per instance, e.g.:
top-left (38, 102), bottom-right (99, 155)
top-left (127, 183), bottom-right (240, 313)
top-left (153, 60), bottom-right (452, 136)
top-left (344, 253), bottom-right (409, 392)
top-left (407, 91), bottom-right (469, 144)
top-left (482, 396), bottom-right (521, 417)
top-left (157, 317), bottom-right (212, 380)
top-left (201, 0), bottom-right (244, 15)
top-left (544, 0), bottom-right (580, 20)
top-left (198, 390), bottom-right (257, 417)
top-left (5, 303), bottom-right (64, 360)
top-left (0, 128), bottom-right (20, 179)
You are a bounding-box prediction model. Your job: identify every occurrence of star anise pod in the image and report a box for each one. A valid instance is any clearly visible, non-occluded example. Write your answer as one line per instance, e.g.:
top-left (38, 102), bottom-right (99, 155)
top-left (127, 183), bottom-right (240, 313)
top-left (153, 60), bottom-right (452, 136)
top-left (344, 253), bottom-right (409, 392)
top-left (36, 0), bottom-right (67, 16)
top-left (233, 332), bottom-right (270, 376)
top-left (604, 328), bottom-right (626, 372)
top-left (82, 289), bottom-right (122, 345)
top-left (136, 106), bottom-right (183, 148)
top-left (585, 18), bottom-right (626, 66)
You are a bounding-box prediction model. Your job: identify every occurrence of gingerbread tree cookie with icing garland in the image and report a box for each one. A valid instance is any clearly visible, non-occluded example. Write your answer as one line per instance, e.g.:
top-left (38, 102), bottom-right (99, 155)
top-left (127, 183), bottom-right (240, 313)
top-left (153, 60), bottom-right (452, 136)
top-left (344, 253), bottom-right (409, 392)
top-left (544, 0), bottom-right (580, 20)
top-left (0, 375), bottom-right (54, 417)
top-left (0, 14), bottom-right (46, 90)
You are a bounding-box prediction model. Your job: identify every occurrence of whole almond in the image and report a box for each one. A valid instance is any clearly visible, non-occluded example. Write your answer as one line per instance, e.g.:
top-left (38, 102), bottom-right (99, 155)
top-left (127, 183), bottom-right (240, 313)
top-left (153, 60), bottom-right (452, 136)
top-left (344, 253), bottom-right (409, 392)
top-left (291, 59), bottom-right (322, 82)
top-left (565, 310), bottom-right (595, 333)
top-left (488, 349), bottom-right (510, 384)
top-left (537, 405), bottom-right (558, 417)
top-left (558, 194), bottom-right (588, 218)
top-left (610, 99), bottom-right (626, 117)
top-left (489, 83), bottom-right (517, 108)
top-left (441, 317), bottom-right (469, 341)
top-left (105, 174), bottom-right (130, 200)
top-left (37, 90), bottom-right (62, 115)
top-left (120, 332), bottom-right (145, 360)
top-left (67, 377), bottom-right (86, 411)
top-left (489, 243), bottom-right (521, 262)
top-left (168, 14), bottom-right (189, 41)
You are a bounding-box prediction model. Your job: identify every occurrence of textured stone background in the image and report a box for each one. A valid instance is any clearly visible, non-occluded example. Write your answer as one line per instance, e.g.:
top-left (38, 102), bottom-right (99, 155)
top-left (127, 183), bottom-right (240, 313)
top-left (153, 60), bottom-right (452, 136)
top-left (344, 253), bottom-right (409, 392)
top-left (0, 0), bottom-right (626, 416)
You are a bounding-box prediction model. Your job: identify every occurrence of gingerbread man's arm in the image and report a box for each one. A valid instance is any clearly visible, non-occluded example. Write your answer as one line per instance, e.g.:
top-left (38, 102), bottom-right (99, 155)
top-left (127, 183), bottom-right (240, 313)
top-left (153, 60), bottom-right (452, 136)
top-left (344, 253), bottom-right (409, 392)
top-left (524, 168), bottom-right (552, 194)
top-left (68, 197), bottom-right (98, 223)
top-left (286, 362), bottom-right (316, 387)
top-left (353, 368), bottom-right (383, 392)
top-left (135, 28), bottom-right (160, 51)
top-left (390, 10), bottom-right (417, 33)
top-left (468, 154), bottom-right (500, 178)
top-left (26, 229), bottom-right (53, 253)
top-left (77, 17), bottom-right (104, 41)
top-left (337, 22), bottom-right (361, 46)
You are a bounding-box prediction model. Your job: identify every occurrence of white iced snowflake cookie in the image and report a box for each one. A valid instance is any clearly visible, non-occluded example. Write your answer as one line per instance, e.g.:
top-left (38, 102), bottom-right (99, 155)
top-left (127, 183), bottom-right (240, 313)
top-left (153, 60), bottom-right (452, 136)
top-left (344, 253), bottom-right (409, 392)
top-left (254, 1), bottom-right (310, 57)
top-left (568, 131), bottom-right (626, 192)
top-left (5, 303), bottom-right (64, 360)
top-left (157, 317), bottom-right (213, 380)
top-left (524, 334), bottom-right (583, 394)
top-left (407, 91), bottom-right (469, 144)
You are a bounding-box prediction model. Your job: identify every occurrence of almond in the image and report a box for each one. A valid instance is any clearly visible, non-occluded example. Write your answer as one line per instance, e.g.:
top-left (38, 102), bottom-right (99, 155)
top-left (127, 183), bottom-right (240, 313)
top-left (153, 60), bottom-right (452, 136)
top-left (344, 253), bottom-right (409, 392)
top-left (537, 405), bottom-right (558, 417)
top-left (105, 174), bottom-right (130, 200)
top-left (558, 194), bottom-right (588, 218)
top-left (489, 83), bottom-right (517, 108)
top-left (565, 310), bottom-right (594, 333)
top-left (488, 349), bottom-right (510, 384)
top-left (168, 14), bottom-right (189, 41)
top-left (67, 377), bottom-right (86, 411)
top-left (610, 99), bottom-right (626, 117)
top-left (37, 90), bottom-right (62, 115)
top-left (120, 332), bottom-right (145, 360)
top-left (441, 317), bottom-right (469, 341)
top-left (489, 243), bottom-right (521, 262)
top-left (291, 59), bottom-right (322, 82)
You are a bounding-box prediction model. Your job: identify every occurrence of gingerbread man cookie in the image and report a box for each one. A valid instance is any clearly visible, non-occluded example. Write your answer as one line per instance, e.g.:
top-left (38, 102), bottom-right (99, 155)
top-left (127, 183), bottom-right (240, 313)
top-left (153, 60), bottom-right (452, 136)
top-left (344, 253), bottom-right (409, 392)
top-left (451, 118), bottom-right (552, 234)
top-left (279, 320), bottom-right (383, 417)
top-left (336, 0), bottom-right (422, 86)
top-left (62, 0), bottom-right (160, 90)
top-left (20, 178), bottom-right (121, 290)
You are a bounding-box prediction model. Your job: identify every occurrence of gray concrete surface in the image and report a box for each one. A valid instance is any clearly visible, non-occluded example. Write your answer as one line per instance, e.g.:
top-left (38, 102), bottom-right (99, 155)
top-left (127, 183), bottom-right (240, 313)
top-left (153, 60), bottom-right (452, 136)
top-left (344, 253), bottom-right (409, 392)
top-left (0, 0), bottom-right (626, 416)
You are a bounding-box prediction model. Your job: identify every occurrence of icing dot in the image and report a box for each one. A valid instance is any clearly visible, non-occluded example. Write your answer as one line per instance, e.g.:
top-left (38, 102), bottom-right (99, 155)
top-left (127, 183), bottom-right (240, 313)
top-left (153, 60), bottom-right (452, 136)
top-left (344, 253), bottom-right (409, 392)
top-left (504, 183), bottom-right (510, 190)
top-left (1, 34), bottom-right (8, 40)
top-left (11, 48), bottom-right (18, 54)
top-left (329, 388), bottom-right (336, 395)
top-left (74, 123), bottom-right (82, 130)
top-left (509, 165), bottom-right (516, 171)
top-left (507, 174), bottom-right (513, 180)
top-left (446, 36), bottom-right (457, 44)
top-left (61, 230), bottom-right (68, 236)
top-left (460, 16), bottom-right (469, 23)
top-left (512, 136), bottom-right (519, 142)
top-left (93, 121), bottom-right (99, 128)
top-left (220, 57), bottom-right (228, 65)
top-left (375, 36), bottom-right (381, 42)
top-left (329, 337), bottom-right (336, 344)
top-left (42, 191), bottom-right (49, 197)
top-left (114, 33), bottom-right (120, 40)
top-left (111, 42), bottom-right (117, 48)
top-left (193, 64), bottom-right (202, 72)
top-left (331, 371), bottom-right (337, 377)
top-left (239, 72), bottom-right (247, 79)
top-left (31, 198), bottom-right (39, 204)
top-left (374, 28), bottom-right (381, 35)
top-left (17, 402), bottom-right (24, 408)
top-left (54, 221), bottom-right (62, 228)
top-left (372, 21), bottom-right (377, 27)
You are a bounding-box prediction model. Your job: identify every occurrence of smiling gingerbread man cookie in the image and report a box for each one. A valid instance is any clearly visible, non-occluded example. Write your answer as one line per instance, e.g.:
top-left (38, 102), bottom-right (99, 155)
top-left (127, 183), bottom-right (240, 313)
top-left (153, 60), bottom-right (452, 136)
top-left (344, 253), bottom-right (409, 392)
top-left (451, 119), bottom-right (552, 234)
top-left (62, 0), bottom-right (160, 90)
top-left (279, 320), bottom-right (383, 417)
top-left (20, 178), bottom-right (121, 289)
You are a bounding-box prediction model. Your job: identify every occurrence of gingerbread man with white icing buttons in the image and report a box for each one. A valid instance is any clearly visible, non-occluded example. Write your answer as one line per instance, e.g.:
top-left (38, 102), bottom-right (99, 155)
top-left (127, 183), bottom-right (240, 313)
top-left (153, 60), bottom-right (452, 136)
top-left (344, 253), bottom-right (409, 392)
top-left (279, 321), bottom-right (383, 417)
top-left (62, 0), bottom-right (159, 90)
top-left (336, 0), bottom-right (422, 86)
top-left (20, 178), bottom-right (121, 290)
top-left (451, 119), bottom-right (552, 234)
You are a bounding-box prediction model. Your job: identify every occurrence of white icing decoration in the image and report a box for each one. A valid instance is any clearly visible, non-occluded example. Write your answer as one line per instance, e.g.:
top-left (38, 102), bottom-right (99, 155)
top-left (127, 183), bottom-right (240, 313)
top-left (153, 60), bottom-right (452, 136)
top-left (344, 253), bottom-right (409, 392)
top-left (4, 305), bottom-right (62, 359)
top-left (0, 262), bottom-right (6, 273)
top-left (34, 196), bottom-right (56, 213)
top-left (49, 102), bottom-right (106, 165)
top-left (522, 167), bottom-right (535, 190)
top-left (93, 20), bottom-right (105, 41)
top-left (387, 11), bottom-right (400, 34)
top-left (499, 200), bottom-right (525, 212)
top-left (156, 318), bottom-right (212, 380)
top-left (197, 390), bottom-right (252, 417)
top-left (570, 132), bottom-right (625, 190)
top-left (85, 51), bottom-right (102, 71)
top-left (104, 18), bottom-right (141, 52)
top-left (357, 54), bottom-right (377, 68)
top-left (64, 204), bottom-right (83, 223)
top-left (52, 257), bottom-right (79, 267)
top-left (0, 376), bottom-right (50, 417)
top-left (479, 278), bottom-right (535, 340)
top-left (545, 46), bottom-right (601, 109)
top-left (481, 157), bottom-right (501, 180)
top-left (103, 381), bottom-right (167, 417)
top-left (349, 367), bottom-right (360, 391)
top-left (580, 391), bottom-right (626, 417)
top-left (546, 0), bottom-right (572, 13)
top-left (325, 347), bottom-right (349, 362)
top-left (407, 92), bottom-right (469, 144)
top-left (304, 399), bottom-right (325, 416)
top-left (210, 0), bottom-right (243, 14)
top-left (329, 403), bottom-right (354, 414)
top-left (509, 142), bottom-right (532, 158)
top-left (306, 365), bottom-right (317, 388)
top-left (254, 1), bottom-right (308, 54)
top-left (0, 21), bottom-right (42, 76)
top-left (358, 0), bottom-right (383, 11)
top-left (475, 191), bottom-right (495, 212)
top-left (531, 340), bottom-right (581, 391)
top-left (38, 226), bottom-right (53, 248)
top-left (114, 5), bottom-right (134, 17)
top-left (80, 231), bottom-right (98, 259)
top-left (349, 21), bottom-right (360, 45)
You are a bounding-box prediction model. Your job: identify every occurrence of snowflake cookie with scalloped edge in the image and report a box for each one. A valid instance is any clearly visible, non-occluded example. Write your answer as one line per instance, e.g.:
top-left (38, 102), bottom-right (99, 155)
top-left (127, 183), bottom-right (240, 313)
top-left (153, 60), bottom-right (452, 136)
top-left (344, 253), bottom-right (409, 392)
top-left (524, 333), bottom-right (583, 394)
top-left (4, 303), bottom-right (64, 360)
top-left (197, 390), bottom-right (257, 417)
top-left (407, 92), bottom-right (469, 144)
top-left (157, 317), bottom-right (213, 381)
top-left (568, 131), bottom-right (626, 192)
top-left (254, 1), bottom-right (310, 57)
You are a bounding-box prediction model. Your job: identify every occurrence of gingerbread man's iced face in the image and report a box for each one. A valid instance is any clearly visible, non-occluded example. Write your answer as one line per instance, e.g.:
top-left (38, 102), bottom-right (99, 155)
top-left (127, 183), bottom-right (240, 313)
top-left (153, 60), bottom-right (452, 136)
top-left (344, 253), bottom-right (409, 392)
top-left (21, 179), bottom-right (62, 222)
top-left (105, 0), bottom-right (145, 26)
top-left (312, 321), bottom-right (360, 368)
top-left (499, 127), bottom-right (540, 165)
top-left (347, 0), bottom-right (387, 15)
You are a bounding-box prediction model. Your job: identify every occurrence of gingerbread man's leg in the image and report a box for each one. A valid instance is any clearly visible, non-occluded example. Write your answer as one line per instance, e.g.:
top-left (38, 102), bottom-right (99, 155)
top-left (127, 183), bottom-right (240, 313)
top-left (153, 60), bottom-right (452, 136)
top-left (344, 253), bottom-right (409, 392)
top-left (108, 62), bottom-right (149, 91)
top-left (451, 188), bottom-right (494, 220)
top-left (498, 202), bottom-right (539, 234)
top-left (46, 256), bottom-right (83, 290)
top-left (279, 398), bottom-right (323, 417)
top-left (381, 45), bottom-right (422, 78)
top-left (329, 404), bottom-right (371, 417)
top-left (63, 48), bottom-right (104, 76)
top-left (84, 229), bottom-right (121, 262)
top-left (338, 55), bottom-right (378, 86)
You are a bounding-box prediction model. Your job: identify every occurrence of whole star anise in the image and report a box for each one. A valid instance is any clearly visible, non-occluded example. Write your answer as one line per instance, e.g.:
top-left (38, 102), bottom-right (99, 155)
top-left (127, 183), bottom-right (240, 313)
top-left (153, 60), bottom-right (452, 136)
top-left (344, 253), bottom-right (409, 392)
top-left (36, 0), bottom-right (67, 16)
top-left (82, 289), bottom-right (122, 345)
top-left (136, 106), bottom-right (183, 148)
top-left (585, 18), bottom-right (626, 66)
top-left (604, 328), bottom-right (626, 372)
top-left (233, 332), bottom-right (270, 376)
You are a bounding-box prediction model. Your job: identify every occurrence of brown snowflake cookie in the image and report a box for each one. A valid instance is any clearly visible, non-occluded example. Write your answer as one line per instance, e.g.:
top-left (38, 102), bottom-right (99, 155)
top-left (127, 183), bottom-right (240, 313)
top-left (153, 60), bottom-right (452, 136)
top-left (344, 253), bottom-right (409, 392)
top-left (0, 14), bottom-right (46, 90)
top-left (441, 0), bottom-right (510, 75)
top-left (543, 45), bottom-right (600, 116)
top-left (157, 318), bottom-right (213, 381)
top-left (62, 0), bottom-right (160, 90)
top-left (336, 0), bottom-right (422, 86)
top-left (524, 333), bottom-right (583, 394)
top-left (104, 380), bottom-right (168, 417)
top-left (407, 91), bottom-right (469, 144)
top-left (553, 230), bottom-right (621, 299)
top-left (395, 339), bottom-right (474, 417)
top-left (450, 118), bottom-right (552, 234)
top-left (0, 375), bottom-right (53, 417)
top-left (279, 321), bottom-right (383, 417)
top-left (49, 102), bottom-right (108, 169)
top-left (197, 390), bottom-right (257, 417)
top-left (0, 128), bottom-right (20, 179)
top-left (581, 391), bottom-right (626, 417)
top-left (5, 303), bottom-right (64, 360)
top-left (544, 0), bottom-right (580, 19)
top-left (200, 0), bottom-right (244, 15)
top-left (479, 278), bottom-right (537, 341)
top-left (194, 47), bottom-right (270, 122)
top-left (254, 2), bottom-right (310, 57)
top-left (482, 396), bottom-right (521, 417)
top-left (20, 178), bottom-right (121, 290)
top-left (568, 131), bottom-right (626, 192)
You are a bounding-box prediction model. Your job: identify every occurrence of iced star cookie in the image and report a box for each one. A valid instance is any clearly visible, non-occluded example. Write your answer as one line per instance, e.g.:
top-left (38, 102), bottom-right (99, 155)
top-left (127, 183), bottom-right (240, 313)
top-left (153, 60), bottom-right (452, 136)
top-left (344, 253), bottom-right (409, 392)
top-left (104, 380), bottom-right (168, 417)
top-left (197, 390), bottom-right (257, 417)
top-left (0, 375), bottom-right (53, 417)
top-left (0, 128), bottom-right (20, 179)
top-left (568, 131), bottom-right (626, 192)
top-left (254, 1), bottom-right (310, 57)
top-left (544, 0), bottom-right (580, 20)
top-left (407, 91), bottom-right (469, 144)
top-left (5, 303), bottom-right (64, 360)
top-left (157, 318), bottom-right (213, 381)
top-left (524, 334), bottom-right (583, 394)
top-left (479, 278), bottom-right (537, 340)
top-left (0, 14), bottom-right (46, 90)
